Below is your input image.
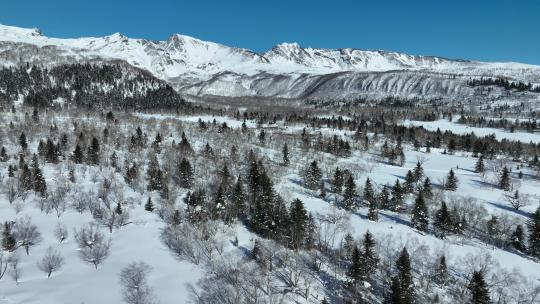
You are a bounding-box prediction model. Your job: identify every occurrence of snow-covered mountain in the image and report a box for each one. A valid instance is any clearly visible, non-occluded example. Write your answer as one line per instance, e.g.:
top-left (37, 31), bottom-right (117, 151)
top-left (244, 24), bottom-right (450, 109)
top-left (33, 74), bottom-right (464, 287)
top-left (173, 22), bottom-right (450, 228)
top-left (1, 24), bottom-right (539, 102)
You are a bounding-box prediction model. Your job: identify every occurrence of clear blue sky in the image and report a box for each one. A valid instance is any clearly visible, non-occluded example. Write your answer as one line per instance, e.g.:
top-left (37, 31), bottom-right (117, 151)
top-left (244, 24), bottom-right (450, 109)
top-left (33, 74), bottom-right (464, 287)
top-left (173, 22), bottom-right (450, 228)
top-left (1, 0), bottom-right (539, 64)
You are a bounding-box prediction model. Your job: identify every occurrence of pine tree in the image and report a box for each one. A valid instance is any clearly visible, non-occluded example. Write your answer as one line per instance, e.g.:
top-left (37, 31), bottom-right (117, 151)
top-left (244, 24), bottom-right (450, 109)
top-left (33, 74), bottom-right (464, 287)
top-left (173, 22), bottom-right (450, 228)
top-left (219, 163), bottom-right (232, 190)
top-left (8, 165), bottom-right (15, 177)
top-left (363, 178), bottom-right (376, 206)
top-left (230, 176), bottom-right (246, 220)
top-left (342, 232), bottom-right (355, 260)
top-left (0, 146), bottom-right (8, 162)
top-left (258, 129), bottom-right (266, 144)
top-left (362, 231), bottom-right (378, 281)
top-left (510, 224), bottom-right (525, 252)
top-left (304, 160), bottom-right (322, 190)
top-left (72, 144), bottom-right (84, 164)
top-left (144, 197), bottom-right (154, 212)
top-left (386, 276), bottom-right (402, 304)
top-left (177, 158), bottom-right (194, 188)
top-left (87, 137), bottom-right (100, 165)
top-left (527, 206), bottom-right (540, 258)
top-left (475, 155), bottom-right (485, 173)
top-left (343, 175), bottom-right (357, 211)
top-left (391, 180), bottom-right (404, 212)
top-left (282, 143), bottom-right (290, 166)
top-left (421, 177), bottom-right (433, 199)
top-left (147, 155), bottom-right (163, 192)
top-left (368, 198), bottom-right (379, 221)
top-left (435, 255), bottom-right (448, 285)
top-left (31, 154), bottom-right (47, 197)
top-left (1, 222), bottom-right (16, 251)
top-left (445, 169), bottom-right (458, 191)
top-left (332, 167), bottom-right (344, 193)
top-left (178, 131), bottom-right (193, 154)
top-left (19, 132), bottom-right (27, 150)
top-left (434, 201), bottom-right (453, 238)
top-left (498, 166), bottom-right (511, 191)
top-left (468, 271), bottom-right (491, 304)
top-left (404, 170), bottom-right (415, 193)
top-left (19, 163), bottom-right (33, 191)
top-left (379, 185), bottom-right (391, 210)
top-left (413, 161), bottom-right (424, 182)
top-left (348, 246), bottom-right (364, 285)
top-left (411, 192), bottom-right (428, 232)
top-left (289, 198), bottom-right (308, 250)
top-left (396, 247), bottom-right (415, 304)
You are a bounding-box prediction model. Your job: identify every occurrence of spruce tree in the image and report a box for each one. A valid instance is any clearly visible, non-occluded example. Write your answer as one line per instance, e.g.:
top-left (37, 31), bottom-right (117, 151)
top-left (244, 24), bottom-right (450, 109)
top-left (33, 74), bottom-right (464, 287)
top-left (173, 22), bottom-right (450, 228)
top-left (144, 197), bottom-right (154, 212)
top-left (363, 178), bottom-right (376, 206)
top-left (379, 185), bottom-right (391, 210)
top-left (413, 161), bottom-right (424, 182)
top-left (468, 271), bottom-right (491, 304)
top-left (332, 167), bottom-right (344, 193)
top-left (404, 170), bottom-right (415, 193)
top-left (348, 246), bottom-right (363, 285)
top-left (19, 132), bottom-right (27, 151)
top-left (0, 146), bottom-right (8, 162)
top-left (396, 247), bottom-right (415, 304)
top-left (362, 231), bottom-right (378, 281)
top-left (31, 154), bottom-right (47, 197)
top-left (72, 144), bottom-right (84, 164)
top-left (231, 176), bottom-right (246, 220)
top-left (421, 177), bottom-right (433, 199)
top-left (282, 143), bottom-right (290, 166)
top-left (304, 160), bottom-right (322, 190)
top-left (177, 157), bottom-right (194, 188)
top-left (386, 276), bottom-right (402, 304)
top-left (343, 175), bottom-right (357, 211)
top-left (435, 255), bottom-right (448, 285)
top-left (434, 201), bottom-right (453, 238)
top-left (475, 155), bottom-right (485, 173)
top-left (411, 192), bottom-right (428, 232)
top-left (289, 198), bottom-right (308, 250)
top-left (146, 155), bottom-right (163, 192)
top-left (499, 166), bottom-right (511, 191)
top-left (1, 222), bottom-right (16, 252)
top-left (510, 224), bottom-right (525, 252)
top-left (445, 169), bottom-right (458, 191)
top-left (527, 206), bottom-right (540, 258)
top-left (391, 180), bottom-right (404, 212)
top-left (87, 137), bottom-right (100, 165)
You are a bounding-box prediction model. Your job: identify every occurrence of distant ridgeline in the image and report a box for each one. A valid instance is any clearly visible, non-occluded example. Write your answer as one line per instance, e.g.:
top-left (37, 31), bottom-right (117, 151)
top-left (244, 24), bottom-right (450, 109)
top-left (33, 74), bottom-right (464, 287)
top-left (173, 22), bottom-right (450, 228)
top-left (0, 63), bottom-right (189, 109)
top-left (467, 77), bottom-right (540, 93)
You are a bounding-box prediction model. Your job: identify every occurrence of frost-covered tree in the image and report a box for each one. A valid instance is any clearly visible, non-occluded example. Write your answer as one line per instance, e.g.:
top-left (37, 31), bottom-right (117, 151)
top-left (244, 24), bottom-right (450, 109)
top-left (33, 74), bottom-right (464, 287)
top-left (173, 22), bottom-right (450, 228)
top-left (528, 206), bottom-right (540, 259)
top-left (13, 216), bottom-right (42, 255)
top-left (38, 246), bottom-right (64, 278)
top-left (468, 271), bottom-right (491, 304)
top-left (119, 261), bottom-right (157, 304)
top-left (499, 166), bottom-right (511, 191)
top-left (411, 192), bottom-right (428, 232)
top-left (343, 175), bottom-right (357, 211)
top-left (54, 222), bottom-right (68, 243)
top-left (445, 169), bottom-right (458, 191)
top-left (304, 160), bottom-right (322, 190)
top-left (74, 224), bottom-right (112, 269)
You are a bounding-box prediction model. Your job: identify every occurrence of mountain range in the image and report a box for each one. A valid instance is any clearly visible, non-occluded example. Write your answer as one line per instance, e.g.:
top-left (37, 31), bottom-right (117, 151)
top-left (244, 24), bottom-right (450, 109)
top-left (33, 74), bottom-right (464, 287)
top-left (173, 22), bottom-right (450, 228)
top-left (1, 24), bottom-right (539, 104)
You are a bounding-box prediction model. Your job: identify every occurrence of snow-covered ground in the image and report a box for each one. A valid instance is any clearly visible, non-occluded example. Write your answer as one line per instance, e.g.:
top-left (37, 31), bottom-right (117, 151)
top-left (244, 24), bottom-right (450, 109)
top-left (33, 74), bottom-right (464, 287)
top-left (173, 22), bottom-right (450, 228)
top-left (1, 111), bottom-right (540, 303)
top-left (402, 118), bottom-right (540, 143)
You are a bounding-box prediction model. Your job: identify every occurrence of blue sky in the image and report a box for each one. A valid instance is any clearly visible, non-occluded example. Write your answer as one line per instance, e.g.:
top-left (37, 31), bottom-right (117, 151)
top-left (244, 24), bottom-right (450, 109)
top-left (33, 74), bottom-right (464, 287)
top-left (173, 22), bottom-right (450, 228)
top-left (1, 0), bottom-right (539, 64)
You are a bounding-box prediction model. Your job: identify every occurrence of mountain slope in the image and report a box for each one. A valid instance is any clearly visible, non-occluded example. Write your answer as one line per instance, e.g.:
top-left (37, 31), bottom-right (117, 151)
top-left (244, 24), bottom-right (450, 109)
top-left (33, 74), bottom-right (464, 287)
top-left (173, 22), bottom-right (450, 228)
top-left (1, 24), bottom-right (539, 103)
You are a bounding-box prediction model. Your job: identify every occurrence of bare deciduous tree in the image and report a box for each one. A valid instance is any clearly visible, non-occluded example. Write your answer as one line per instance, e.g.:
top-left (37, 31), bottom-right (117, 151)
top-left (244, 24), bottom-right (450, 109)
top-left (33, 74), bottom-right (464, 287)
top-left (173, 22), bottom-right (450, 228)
top-left (54, 222), bottom-right (69, 243)
top-left (74, 224), bottom-right (112, 269)
top-left (119, 261), bottom-right (157, 304)
top-left (38, 246), bottom-right (64, 278)
top-left (12, 216), bottom-right (42, 255)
